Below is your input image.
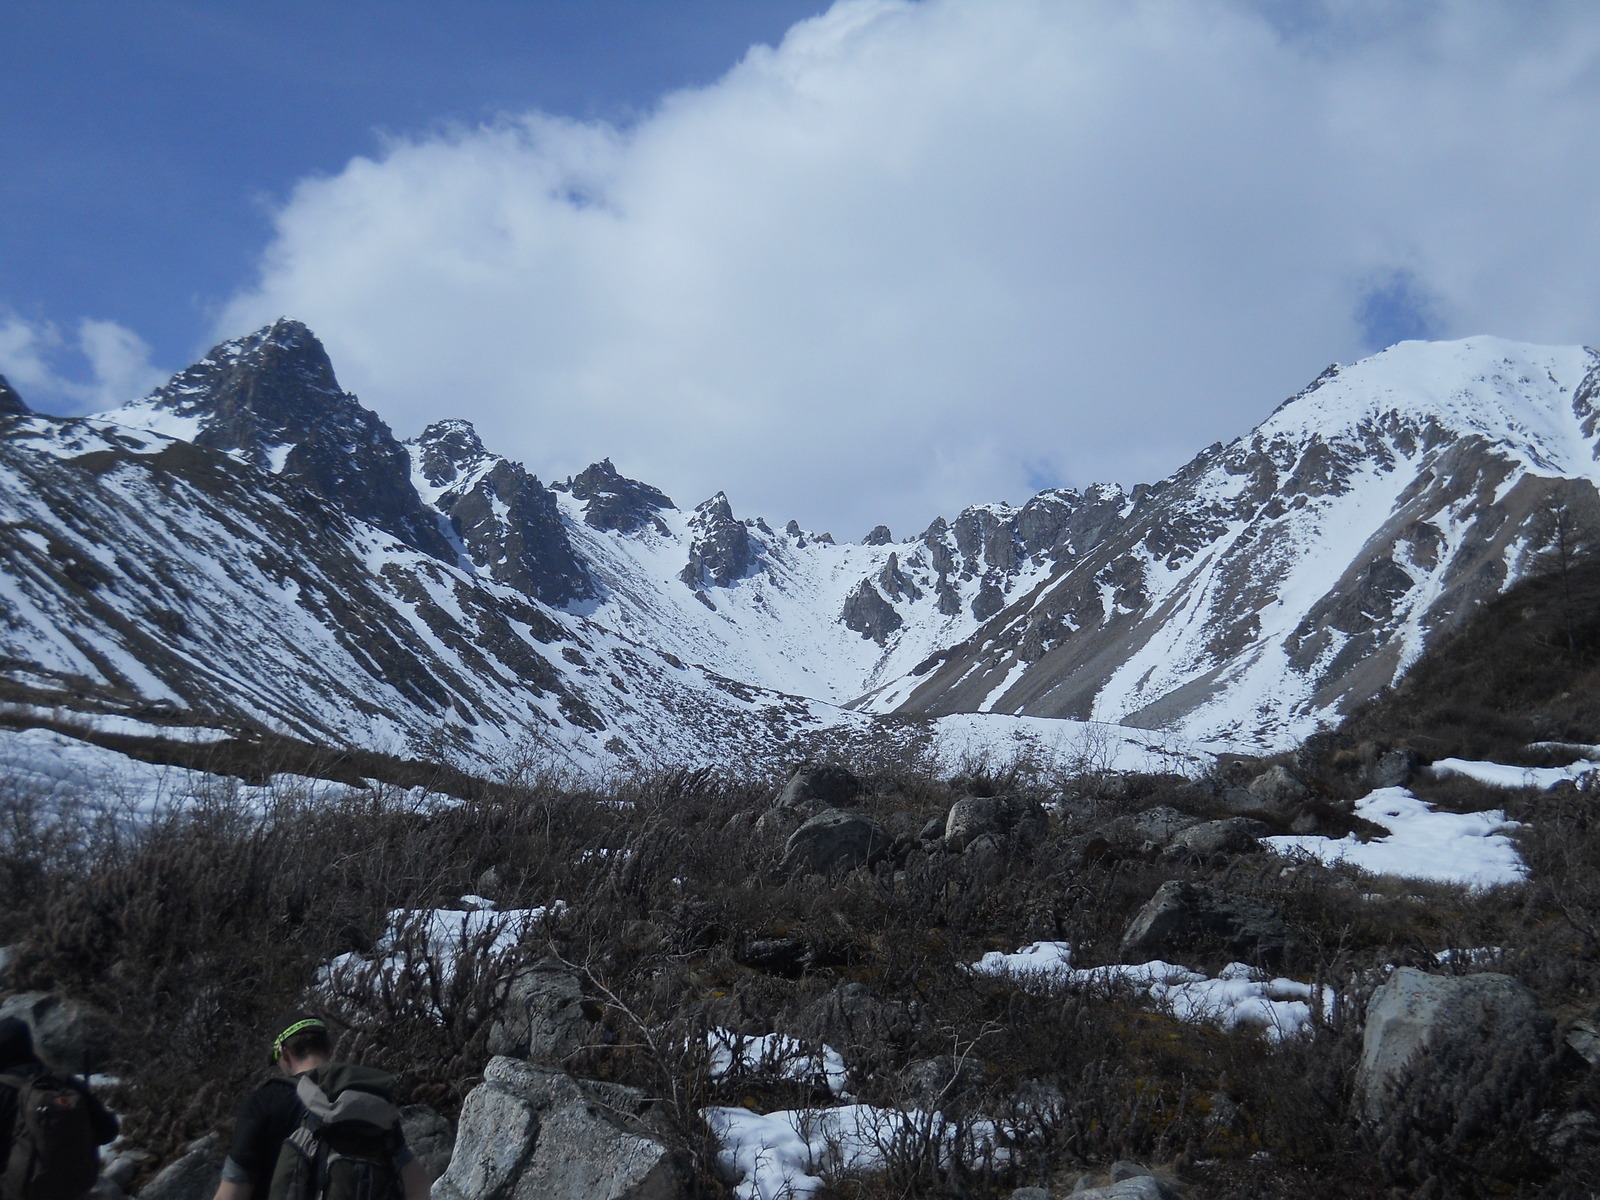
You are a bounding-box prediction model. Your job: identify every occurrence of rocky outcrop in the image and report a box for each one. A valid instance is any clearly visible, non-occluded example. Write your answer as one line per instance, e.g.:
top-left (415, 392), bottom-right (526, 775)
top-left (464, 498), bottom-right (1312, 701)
top-left (841, 577), bottom-right (904, 644)
top-left (411, 420), bottom-right (594, 606)
top-left (562, 459), bottom-right (674, 534)
top-left (680, 494), bottom-right (757, 589)
top-left (0, 375), bottom-right (27, 417)
top-left (110, 319), bottom-right (455, 561)
top-left (433, 1058), bottom-right (685, 1200)
top-left (776, 765), bottom-right (862, 812)
top-left (1120, 881), bottom-right (1289, 966)
top-left (134, 1134), bottom-right (223, 1200)
top-left (943, 795), bottom-right (1047, 853)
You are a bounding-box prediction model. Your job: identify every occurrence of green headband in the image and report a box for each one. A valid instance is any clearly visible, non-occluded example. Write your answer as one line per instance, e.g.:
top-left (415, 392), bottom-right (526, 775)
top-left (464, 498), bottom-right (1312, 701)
top-left (272, 1018), bottom-right (326, 1062)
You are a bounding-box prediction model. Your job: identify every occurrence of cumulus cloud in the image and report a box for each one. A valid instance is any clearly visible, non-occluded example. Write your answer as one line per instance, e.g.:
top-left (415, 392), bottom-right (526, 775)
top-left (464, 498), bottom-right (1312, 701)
top-left (0, 312), bottom-right (164, 413)
top-left (218, 0), bottom-right (1600, 538)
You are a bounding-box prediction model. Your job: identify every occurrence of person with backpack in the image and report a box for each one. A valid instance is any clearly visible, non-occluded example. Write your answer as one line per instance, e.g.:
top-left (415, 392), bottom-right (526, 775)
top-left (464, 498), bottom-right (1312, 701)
top-left (0, 1016), bottom-right (118, 1200)
top-left (211, 1013), bottom-right (427, 1200)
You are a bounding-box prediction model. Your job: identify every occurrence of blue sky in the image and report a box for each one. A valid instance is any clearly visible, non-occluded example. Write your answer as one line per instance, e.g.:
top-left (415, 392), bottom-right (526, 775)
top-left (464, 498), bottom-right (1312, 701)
top-left (1, 1), bottom-right (828, 381)
top-left (5, 1), bottom-right (1600, 537)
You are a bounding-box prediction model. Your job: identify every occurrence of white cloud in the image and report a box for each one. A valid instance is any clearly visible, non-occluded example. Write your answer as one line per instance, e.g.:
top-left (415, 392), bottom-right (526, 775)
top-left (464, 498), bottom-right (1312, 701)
top-left (218, 0), bottom-right (1600, 539)
top-left (0, 312), bottom-right (164, 413)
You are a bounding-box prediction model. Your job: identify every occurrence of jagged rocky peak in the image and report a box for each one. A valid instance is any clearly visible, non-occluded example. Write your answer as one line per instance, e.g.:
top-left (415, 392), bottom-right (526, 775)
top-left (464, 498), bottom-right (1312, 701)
top-left (408, 420), bottom-right (593, 608)
top-left (863, 524), bottom-right (893, 546)
top-left (109, 318), bottom-right (455, 561)
top-left (680, 492), bottom-right (758, 589)
top-left (412, 419), bottom-right (490, 489)
top-left (562, 458), bottom-right (674, 534)
top-left (0, 375), bottom-right (27, 417)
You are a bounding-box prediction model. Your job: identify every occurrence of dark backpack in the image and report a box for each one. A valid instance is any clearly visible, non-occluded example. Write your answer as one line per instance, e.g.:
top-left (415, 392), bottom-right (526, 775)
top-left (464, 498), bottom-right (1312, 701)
top-left (266, 1064), bottom-right (404, 1200)
top-left (0, 1070), bottom-right (100, 1200)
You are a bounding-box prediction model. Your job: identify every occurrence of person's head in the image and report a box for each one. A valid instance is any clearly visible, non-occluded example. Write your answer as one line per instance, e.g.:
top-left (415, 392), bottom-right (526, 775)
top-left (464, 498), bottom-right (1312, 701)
top-left (0, 1017), bottom-right (35, 1072)
top-left (269, 1011), bottom-right (332, 1075)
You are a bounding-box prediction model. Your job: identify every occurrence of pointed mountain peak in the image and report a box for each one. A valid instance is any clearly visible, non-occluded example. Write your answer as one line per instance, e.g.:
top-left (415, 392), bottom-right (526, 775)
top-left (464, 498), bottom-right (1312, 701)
top-left (411, 419), bottom-right (490, 489)
top-left (0, 375), bottom-right (28, 417)
top-left (567, 458), bottom-right (674, 533)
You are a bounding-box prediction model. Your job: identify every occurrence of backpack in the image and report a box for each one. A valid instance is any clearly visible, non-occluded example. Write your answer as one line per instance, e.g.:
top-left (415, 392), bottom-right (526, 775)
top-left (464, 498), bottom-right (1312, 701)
top-left (267, 1064), bottom-right (404, 1200)
top-left (0, 1069), bottom-right (100, 1200)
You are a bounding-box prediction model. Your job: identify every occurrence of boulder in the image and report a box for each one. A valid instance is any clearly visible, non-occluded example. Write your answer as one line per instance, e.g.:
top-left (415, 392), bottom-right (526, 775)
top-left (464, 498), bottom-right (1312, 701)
top-left (1247, 765), bottom-right (1308, 808)
top-left (0, 944), bottom-right (16, 988)
top-left (787, 982), bottom-right (910, 1063)
top-left (487, 958), bottom-right (593, 1064)
top-left (943, 795), bottom-right (1047, 853)
top-left (899, 1054), bottom-right (988, 1112)
top-left (134, 1134), bottom-right (224, 1200)
top-left (1357, 968), bottom-right (1551, 1124)
top-left (433, 1058), bottom-right (685, 1200)
top-left (1121, 806), bottom-right (1202, 844)
top-left (779, 809), bottom-right (892, 878)
top-left (1566, 1015), bottom-right (1600, 1066)
top-left (1364, 747), bottom-right (1420, 790)
top-left (400, 1104), bottom-right (455, 1182)
top-left (1164, 817), bottom-right (1269, 860)
top-left (776, 765), bottom-right (862, 812)
top-left (1069, 1176), bottom-right (1174, 1199)
top-left (1120, 881), bottom-right (1290, 966)
top-left (0, 992), bottom-right (115, 1071)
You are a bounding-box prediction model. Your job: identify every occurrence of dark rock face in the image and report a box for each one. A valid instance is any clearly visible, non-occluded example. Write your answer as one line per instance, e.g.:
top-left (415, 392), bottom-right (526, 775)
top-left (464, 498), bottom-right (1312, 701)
top-left (841, 577), bottom-right (904, 644)
top-left (777, 764), bottom-right (862, 811)
top-left (412, 420), bottom-right (593, 606)
top-left (863, 524), bottom-right (894, 545)
top-left (780, 809), bottom-right (893, 877)
top-left (0, 375), bottom-right (27, 417)
top-left (680, 493), bottom-right (757, 588)
top-left (126, 319), bottom-right (455, 561)
top-left (563, 458), bottom-right (674, 534)
top-left (1120, 880), bottom-right (1290, 965)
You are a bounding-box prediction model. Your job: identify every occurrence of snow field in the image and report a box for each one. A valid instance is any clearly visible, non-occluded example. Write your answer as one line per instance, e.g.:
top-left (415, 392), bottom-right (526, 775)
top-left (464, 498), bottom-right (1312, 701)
top-left (1264, 785), bottom-right (1526, 888)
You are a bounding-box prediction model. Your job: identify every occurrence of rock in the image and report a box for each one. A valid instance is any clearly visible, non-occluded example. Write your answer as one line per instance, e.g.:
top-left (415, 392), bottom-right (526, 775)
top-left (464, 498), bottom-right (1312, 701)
top-left (1364, 747), bottom-right (1421, 789)
top-left (899, 1055), bottom-right (988, 1111)
top-left (919, 816), bottom-right (947, 842)
top-left (487, 958), bottom-right (593, 1064)
top-left (400, 1105), bottom-right (455, 1182)
top-left (863, 524), bottom-right (894, 545)
top-left (1070, 1179), bottom-right (1172, 1199)
top-left (1288, 809), bottom-right (1320, 835)
top-left (1012, 1189), bottom-right (1050, 1200)
top-left (1566, 1016), bottom-right (1600, 1065)
top-left (101, 1149), bottom-right (153, 1192)
top-left (0, 375), bottom-right (28, 417)
top-left (944, 795), bottom-right (1048, 853)
top-left (1539, 1109), bottom-right (1600, 1163)
top-left (0, 944), bottom-right (16, 987)
top-left (776, 765), bottom-right (862, 812)
top-left (0, 992), bottom-right (115, 1071)
top-left (1121, 806), bottom-right (1202, 844)
top-left (788, 983), bottom-right (910, 1064)
top-left (1164, 817), bottom-right (1268, 860)
top-left (1214, 786), bottom-right (1275, 818)
top-left (680, 493), bottom-right (757, 589)
top-left (1206, 1090), bottom-right (1241, 1130)
top-left (779, 809), bottom-right (892, 878)
top-left (1247, 765), bottom-right (1308, 808)
top-left (1357, 968), bottom-right (1552, 1124)
top-left (1120, 881), bottom-right (1289, 966)
top-left (135, 1134), bottom-right (224, 1200)
top-left (434, 1058), bottom-right (685, 1200)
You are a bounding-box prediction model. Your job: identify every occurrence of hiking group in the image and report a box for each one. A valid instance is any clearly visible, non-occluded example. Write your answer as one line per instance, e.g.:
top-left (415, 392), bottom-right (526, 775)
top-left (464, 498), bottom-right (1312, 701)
top-left (1, 1012), bottom-right (428, 1200)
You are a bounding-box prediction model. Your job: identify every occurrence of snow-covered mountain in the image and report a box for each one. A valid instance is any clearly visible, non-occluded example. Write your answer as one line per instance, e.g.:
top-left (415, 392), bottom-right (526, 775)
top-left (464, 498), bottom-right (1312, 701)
top-left (2, 320), bottom-right (1596, 772)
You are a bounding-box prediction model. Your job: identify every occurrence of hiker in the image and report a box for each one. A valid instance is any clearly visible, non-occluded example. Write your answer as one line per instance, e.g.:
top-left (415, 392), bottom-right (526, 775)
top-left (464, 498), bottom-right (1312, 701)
top-left (212, 1013), bottom-right (427, 1200)
top-left (0, 1016), bottom-right (118, 1200)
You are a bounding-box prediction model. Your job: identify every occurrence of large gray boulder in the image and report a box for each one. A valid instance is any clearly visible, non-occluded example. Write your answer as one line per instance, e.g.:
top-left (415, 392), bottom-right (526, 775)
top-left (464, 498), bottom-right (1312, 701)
top-left (1358, 967), bottom-right (1552, 1124)
top-left (943, 795), bottom-right (1048, 853)
top-left (1164, 817), bottom-right (1268, 860)
top-left (0, 992), bottom-right (115, 1071)
top-left (487, 958), bottom-right (593, 1064)
top-left (433, 1058), bottom-right (685, 1200)
top-left (1247, 764), bottom-right (1309, 808)
top-left (134, 1134), bottom-right (224, 1200)
top-left (779, 809), bottom-right (892, 878)
top-left (1120, 881), bottom-right (1289, 966)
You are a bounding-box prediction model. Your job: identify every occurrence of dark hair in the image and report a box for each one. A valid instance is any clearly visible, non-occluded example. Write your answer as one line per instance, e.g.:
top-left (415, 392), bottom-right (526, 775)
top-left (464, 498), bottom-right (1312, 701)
top-left (270, 1011), bottom-right (332, 1065)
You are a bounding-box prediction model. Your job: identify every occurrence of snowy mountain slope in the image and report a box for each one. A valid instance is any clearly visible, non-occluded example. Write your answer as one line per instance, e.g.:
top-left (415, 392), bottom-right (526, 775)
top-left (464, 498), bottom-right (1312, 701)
top-left (885, 338), bottom-right (1600, 748)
